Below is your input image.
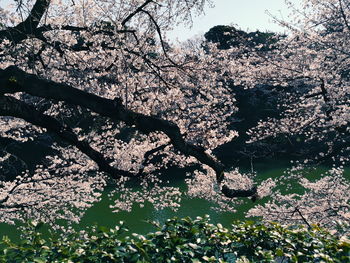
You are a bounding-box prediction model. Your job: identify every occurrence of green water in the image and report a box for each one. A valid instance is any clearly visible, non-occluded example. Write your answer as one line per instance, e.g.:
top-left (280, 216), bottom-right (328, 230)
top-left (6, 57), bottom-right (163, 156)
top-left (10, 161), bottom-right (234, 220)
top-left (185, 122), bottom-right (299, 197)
top-left (0, 160), bottom-right (340, 240)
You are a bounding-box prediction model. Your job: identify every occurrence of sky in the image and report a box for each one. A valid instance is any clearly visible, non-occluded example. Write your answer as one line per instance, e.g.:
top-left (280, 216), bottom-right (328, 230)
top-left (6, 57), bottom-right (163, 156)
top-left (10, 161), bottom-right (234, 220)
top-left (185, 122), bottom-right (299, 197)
top-left (168, 0), bottom-right (301, 41)
top-left (1, 0), bottom-right (301, 41)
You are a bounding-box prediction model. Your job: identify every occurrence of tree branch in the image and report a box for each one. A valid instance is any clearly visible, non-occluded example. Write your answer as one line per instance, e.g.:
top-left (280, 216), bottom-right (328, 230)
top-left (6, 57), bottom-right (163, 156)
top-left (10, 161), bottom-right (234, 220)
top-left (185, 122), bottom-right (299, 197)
top-left (16, 0), bottom-right (50, 32)
top-left (141, 9), bottom-right (179, 67)
top-left (0, 0), bottom-right (50, 44)
top-left (0, 65), bottom-right (257, 198)
top-left (121, 0), bottom-right (154, 26)
top-left (0, 95), bottom-right (134, 179)
top-left (293, 207), bottom-right (311, 228)
top-left (137, 142), bottom-right (171, 175)
top-left (339, 0), bottom-right (350, 32)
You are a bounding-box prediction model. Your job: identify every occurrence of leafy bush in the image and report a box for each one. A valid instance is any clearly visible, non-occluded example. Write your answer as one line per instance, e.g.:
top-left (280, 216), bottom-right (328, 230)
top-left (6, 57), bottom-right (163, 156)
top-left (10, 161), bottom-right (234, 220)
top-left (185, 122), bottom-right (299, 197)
top-left (0, 216), bottom-right (349, 262)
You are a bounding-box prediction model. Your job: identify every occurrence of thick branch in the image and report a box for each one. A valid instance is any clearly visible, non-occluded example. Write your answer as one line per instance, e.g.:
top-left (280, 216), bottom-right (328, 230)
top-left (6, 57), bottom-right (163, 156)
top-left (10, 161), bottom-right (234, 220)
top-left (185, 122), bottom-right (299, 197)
top-left (0, 0), bottom-right (50, 43)
top-left (16, 0), bottom-right (50, 32)
top-left (36, 24), bottom-right (136, 36)
top-left (0, 66), bottom-right (224, 174)
top-left (0, 95), bottom-right (134, 179)
top-left (0, 65), bottom-right (257, 198)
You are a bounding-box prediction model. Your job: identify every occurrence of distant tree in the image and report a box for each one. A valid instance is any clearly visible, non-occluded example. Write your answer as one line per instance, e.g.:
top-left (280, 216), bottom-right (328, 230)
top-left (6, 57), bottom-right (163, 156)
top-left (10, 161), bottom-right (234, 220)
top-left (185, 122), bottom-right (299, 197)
top-left (204, 25), bottom-right (246, 49)
top-left (204, 25), bottom-right (278, 50)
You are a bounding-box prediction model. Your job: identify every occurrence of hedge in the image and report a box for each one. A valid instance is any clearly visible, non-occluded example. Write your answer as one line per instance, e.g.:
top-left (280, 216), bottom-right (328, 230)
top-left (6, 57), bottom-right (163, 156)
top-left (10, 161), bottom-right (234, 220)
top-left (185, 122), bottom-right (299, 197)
top-left (0, 215), bottom-right (349, 262)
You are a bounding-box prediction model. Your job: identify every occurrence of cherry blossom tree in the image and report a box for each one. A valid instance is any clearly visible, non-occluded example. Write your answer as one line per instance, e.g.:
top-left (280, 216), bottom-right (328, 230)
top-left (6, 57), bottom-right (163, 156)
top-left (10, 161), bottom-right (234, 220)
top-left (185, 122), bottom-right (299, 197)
top-left (233, 0), bottom-right (350, 157)
top-left (247, 166), bottom-right (350, 229)
top-left (222, 0), bottom-right (350, 227)
top-left (1, 0), bottom-right (348, 230)
top-left (0, 0), bottom-right (258, 225)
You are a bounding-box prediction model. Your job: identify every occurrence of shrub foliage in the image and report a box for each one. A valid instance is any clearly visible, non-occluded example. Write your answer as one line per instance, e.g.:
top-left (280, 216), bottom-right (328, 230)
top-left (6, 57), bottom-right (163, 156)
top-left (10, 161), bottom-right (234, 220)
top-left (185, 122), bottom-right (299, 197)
top-left (0, 216), bottom-right (349, 263)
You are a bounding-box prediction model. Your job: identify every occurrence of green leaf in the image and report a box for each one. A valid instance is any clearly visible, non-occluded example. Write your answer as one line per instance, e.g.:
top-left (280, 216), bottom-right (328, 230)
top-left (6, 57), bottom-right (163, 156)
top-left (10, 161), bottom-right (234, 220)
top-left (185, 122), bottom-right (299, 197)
top-left (276, 248), bottom-right (284, 257)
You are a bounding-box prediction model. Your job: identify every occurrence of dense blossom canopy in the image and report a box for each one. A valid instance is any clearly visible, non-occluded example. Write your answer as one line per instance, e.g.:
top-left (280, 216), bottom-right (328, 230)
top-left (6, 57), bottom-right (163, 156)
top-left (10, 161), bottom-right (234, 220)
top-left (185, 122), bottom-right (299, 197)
top-left (0, 0), bottom-right (349, 229)
top-left (227, 0), bottom-right (350, 227)
top-left (0, 0), bottom-right (255, 225)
